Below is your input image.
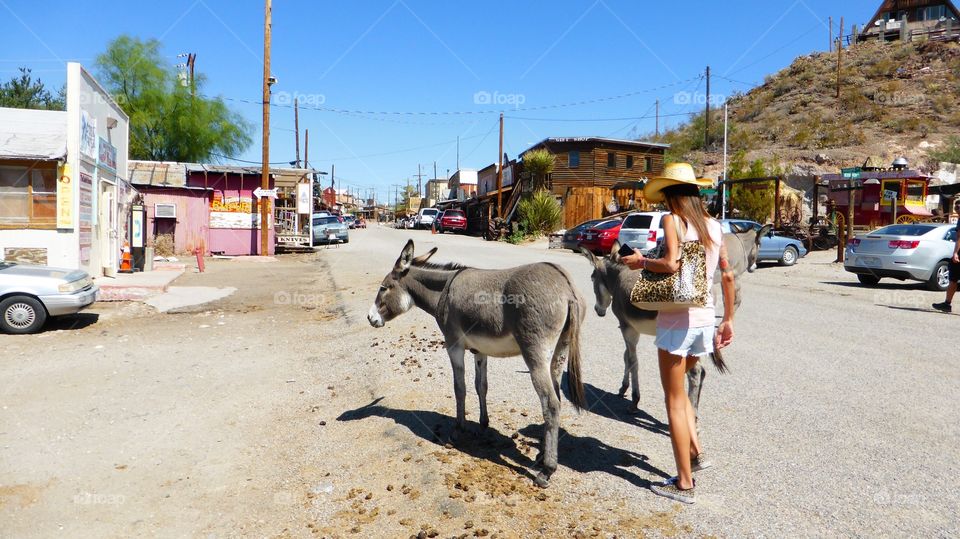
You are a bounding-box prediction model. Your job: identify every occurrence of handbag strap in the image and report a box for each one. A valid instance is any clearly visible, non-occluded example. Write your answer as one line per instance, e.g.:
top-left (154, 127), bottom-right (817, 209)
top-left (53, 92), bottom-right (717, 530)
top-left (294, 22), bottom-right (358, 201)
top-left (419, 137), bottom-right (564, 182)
top-left (670, 213), bottom-right (686, 262)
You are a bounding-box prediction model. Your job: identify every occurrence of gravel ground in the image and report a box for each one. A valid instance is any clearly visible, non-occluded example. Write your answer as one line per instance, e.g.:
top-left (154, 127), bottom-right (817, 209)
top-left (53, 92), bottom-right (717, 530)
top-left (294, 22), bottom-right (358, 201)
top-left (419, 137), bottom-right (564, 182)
top-left (1, 225), bottom-right (957, 538)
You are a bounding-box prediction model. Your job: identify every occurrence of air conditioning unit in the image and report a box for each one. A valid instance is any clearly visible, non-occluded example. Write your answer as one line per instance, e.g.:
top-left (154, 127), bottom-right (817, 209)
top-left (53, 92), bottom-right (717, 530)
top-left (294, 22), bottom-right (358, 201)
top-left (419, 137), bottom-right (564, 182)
top-left (155, 203), bottom-right (177, 219)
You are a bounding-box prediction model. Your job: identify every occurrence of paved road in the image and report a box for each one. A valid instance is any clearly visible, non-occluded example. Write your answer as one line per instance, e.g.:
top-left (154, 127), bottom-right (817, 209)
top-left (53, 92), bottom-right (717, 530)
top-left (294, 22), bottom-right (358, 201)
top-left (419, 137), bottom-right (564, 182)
top-left (1, 225), bottom-right (956, 537)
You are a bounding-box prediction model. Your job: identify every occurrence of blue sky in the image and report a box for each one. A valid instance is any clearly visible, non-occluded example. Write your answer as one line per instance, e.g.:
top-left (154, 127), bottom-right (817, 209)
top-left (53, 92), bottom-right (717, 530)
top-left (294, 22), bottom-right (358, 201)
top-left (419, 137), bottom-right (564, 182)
top-left (2, 0), bottom-right (881, 201)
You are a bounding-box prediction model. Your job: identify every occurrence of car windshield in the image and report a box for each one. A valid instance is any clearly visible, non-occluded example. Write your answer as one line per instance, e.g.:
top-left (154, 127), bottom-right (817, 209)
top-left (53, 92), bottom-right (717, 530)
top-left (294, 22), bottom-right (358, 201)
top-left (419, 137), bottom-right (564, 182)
top-left (445, 211), bottom-right (465, 217)
top-left (422, 209), bottom-right (438, 215)
top-left (870, 224), bottom-right (937, 236)
top-left (313, 216), bottom-right (340, 225)
top-left (574, 220), bottom-right (601, 231)
top-left (622, 215), bottom-right (653, 229)
top-left (0, 262), bottom-right (13, 269)
top-left (594, 220), bottom-right (621, 230)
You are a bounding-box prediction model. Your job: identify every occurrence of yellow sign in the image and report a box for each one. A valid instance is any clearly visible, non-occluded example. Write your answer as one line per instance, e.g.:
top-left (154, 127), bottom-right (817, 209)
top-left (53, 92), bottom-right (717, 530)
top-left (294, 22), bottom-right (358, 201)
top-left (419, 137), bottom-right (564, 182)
top-left (56, 163), bottom-right (74, 229)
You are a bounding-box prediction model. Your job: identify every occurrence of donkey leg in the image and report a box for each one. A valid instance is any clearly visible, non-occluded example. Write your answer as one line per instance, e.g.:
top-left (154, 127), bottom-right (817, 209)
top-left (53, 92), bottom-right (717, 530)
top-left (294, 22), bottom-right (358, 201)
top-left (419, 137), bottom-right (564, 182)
top-left (686, 360), bottom-right (706, 418)
top-left (527, 360), bottom-right (561, 488)
top-left (447, 344), bottom-right (468, 433)
top-left (474, 352), bottom-right (489, 430)
top-left (622, 327), bottom-right (642, 410)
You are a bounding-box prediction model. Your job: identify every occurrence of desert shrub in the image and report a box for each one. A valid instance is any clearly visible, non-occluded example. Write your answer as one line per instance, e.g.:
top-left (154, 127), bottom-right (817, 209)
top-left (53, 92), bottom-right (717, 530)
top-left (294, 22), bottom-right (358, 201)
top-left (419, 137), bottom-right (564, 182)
top-left (928, 136), bottom-right (960, 164)
top-left (517, 189), bottom-right (563, 236)
top-left (154, 233), bottom-right (175, 257)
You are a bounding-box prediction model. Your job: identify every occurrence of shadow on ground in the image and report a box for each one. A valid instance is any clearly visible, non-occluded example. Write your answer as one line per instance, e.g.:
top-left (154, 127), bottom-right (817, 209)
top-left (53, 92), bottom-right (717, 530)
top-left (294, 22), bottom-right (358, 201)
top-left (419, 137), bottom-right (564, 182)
top-left (337, 397), bottom-right (670, 489)
top-left (44, 313), bottom-right (100, 332)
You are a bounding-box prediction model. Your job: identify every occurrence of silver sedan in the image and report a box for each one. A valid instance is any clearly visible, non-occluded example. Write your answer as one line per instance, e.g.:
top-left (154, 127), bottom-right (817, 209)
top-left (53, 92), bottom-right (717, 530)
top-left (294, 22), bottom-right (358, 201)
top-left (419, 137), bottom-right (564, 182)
top-left (845, 223), bottom-right (957, 290)
top-left (0, 262), bottom-right (99, 334)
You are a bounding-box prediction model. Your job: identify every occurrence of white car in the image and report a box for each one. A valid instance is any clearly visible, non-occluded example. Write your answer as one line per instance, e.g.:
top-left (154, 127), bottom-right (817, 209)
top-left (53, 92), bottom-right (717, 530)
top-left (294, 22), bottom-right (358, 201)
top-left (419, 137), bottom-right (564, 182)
top-left (415, 208), bottom-right (440, 230)
top-left (617, 211), bottom-right (668, 253)
top-left (0, 262), bottom-right (99, 334)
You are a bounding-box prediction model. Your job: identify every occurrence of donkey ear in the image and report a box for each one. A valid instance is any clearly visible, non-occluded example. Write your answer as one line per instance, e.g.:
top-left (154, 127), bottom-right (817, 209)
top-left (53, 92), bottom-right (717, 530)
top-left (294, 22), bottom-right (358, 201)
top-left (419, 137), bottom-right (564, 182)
top-left (579, 247), bottom-right (602, 269)
top-left (757, 224), bottom-right (773, 244)
top-left (608, 242), bottom-right (622, 264)
top-left (412, 247), bottom-right (438, 265)
top-left (395, 239), bottom-right (416, 272)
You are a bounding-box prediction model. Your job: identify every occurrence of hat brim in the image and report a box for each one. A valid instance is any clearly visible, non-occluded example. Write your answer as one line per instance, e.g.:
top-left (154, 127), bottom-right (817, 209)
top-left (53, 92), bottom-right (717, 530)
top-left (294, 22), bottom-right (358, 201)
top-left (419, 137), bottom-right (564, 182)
top-left (643, 177), bottom-right (714, 203)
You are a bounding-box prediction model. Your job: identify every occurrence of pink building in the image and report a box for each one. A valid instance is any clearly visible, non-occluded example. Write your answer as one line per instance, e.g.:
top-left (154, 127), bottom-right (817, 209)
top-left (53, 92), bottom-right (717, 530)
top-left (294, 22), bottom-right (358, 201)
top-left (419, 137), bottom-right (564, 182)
top-left (130, 161), bottom-right (277, 256)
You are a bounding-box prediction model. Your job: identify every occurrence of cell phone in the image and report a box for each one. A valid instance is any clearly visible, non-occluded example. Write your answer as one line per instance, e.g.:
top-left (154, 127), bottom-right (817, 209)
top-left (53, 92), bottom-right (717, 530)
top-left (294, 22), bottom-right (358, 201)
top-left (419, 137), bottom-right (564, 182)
top-left (618, 243), bottom-right (635, 257)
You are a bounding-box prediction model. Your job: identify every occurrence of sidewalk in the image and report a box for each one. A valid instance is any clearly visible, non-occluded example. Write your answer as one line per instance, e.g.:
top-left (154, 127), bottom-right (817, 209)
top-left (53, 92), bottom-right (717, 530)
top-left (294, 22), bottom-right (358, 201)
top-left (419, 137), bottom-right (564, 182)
top-left (95, 264), bottom-right (186, 301)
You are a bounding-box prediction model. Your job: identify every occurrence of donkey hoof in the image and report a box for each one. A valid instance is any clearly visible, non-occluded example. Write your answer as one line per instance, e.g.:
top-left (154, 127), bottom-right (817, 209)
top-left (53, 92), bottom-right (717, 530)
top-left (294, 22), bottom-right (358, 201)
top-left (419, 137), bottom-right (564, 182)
top-left (533, 472), bottom-right (551, 488)
top-left (617, 385), bottom-right (629, 398)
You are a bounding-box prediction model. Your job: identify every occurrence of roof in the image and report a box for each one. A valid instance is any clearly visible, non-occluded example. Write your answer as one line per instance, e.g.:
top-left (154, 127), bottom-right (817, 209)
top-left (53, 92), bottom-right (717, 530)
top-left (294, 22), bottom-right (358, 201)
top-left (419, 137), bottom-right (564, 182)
top-left (0, 107), bottom-right (67, 160)
top-left (865, 0), bottom-right (960, 28)
top-left (130, 160), bottom-right (321, 188)
top-left (522, 137), bottom-right (670, 155)
top-left (129, 161), bottom-right (188, 187)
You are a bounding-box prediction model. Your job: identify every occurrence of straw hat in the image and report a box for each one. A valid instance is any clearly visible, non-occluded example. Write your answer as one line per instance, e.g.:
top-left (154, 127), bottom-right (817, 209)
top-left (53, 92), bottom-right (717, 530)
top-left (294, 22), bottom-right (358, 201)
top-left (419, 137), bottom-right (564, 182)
top-left (643, 162), bottom-right (713, 203)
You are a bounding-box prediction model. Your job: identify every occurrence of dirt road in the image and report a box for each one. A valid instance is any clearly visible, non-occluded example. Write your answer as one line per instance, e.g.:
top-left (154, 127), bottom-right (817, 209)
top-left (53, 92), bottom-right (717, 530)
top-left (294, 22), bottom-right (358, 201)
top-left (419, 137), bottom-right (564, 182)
top-left (2, 225), bottom-right (957, 538)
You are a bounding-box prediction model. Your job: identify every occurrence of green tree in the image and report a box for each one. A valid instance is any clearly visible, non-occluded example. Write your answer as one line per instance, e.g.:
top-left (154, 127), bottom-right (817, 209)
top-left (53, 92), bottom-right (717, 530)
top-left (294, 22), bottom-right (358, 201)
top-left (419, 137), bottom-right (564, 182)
top-left (728, 157), bottom-right (782, 222)
top-left (517, 189), bottom-right (563, 236)
top-left (522, 149), bottom-right (554, 191)
top-left (95, 35), bottom-right (251, 162)
top-left (0, 68), bottom-right (64, 110)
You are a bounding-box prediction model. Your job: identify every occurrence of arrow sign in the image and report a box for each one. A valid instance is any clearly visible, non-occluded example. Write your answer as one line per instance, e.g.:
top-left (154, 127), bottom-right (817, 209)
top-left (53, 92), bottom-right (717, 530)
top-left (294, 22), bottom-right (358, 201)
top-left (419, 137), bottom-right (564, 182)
top-left (253, 187), bottom-right (278, 199)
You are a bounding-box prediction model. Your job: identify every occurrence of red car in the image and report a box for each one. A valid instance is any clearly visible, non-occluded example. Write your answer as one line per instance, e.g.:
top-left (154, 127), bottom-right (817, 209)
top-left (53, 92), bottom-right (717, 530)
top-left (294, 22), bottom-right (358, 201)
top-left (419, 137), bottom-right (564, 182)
top-left (579, 219), bottom-right (623, 254)
top-left (436, 209), bottom-right (467, 233)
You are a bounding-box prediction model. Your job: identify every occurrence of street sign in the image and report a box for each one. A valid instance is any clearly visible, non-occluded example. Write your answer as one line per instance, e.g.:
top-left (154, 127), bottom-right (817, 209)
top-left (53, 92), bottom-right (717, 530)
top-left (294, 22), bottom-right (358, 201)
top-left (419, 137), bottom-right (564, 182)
top-left (253, 187), bottom-right (278, 199)
top-left (883, 189), bottom-right (899, 201)
top-left (841, 167), bottom-right (862, 180)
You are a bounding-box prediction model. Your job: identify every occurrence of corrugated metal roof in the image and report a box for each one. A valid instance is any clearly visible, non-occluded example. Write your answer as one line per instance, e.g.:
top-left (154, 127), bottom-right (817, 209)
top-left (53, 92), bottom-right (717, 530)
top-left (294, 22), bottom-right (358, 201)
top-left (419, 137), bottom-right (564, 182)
top-left (0, 107), bottom-right (67, 160)
top-left (129, 160), bottom-right (188, 187)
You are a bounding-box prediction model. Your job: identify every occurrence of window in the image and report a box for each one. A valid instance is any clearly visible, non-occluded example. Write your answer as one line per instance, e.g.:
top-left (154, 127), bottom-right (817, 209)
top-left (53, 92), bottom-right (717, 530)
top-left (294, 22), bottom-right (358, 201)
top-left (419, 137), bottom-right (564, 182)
top-left (643, 157), bottom-right (652, 172)
top-left (917, 5), bottom-right (948, 21)
top-left (0, 164), bottom-right (57, 227)
top-left (905, 180), bottom-right (925, 204)
top-left (568, 151), bottom-right (580, 168)
top-left (622, 215), bottom-right (653, 229)
top-left (607, 152), bottom-right (616, 168)
top-left (626, 155), bottom-right (634, 169)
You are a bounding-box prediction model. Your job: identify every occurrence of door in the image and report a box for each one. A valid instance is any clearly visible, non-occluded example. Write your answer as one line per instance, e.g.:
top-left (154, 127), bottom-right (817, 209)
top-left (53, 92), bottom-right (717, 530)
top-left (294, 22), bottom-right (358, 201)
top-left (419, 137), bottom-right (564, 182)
top-left (100, 189), bottom-right (118, 277)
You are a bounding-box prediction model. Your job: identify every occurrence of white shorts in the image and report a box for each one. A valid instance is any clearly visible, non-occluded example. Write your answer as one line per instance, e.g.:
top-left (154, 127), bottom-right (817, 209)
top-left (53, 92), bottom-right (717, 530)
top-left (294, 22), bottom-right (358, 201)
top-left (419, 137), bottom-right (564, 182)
top-left (655, 325), bottom-right (715, 357)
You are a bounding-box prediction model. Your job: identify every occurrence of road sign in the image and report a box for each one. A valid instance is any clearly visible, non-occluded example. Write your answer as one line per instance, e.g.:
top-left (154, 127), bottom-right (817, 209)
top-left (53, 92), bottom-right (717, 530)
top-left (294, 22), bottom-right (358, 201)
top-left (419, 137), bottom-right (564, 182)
top-left (841, 167), bottom-right (862, 180)
top-left (883, 189), bottom-right (899, 201)
top-left (253, 187), bottom-right (278, 199)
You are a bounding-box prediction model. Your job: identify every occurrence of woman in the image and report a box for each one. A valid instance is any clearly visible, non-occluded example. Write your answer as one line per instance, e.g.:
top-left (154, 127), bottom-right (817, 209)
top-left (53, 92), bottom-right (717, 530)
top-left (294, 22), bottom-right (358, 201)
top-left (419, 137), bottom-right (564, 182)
top-left (622, 163), bottom-right (736, 504)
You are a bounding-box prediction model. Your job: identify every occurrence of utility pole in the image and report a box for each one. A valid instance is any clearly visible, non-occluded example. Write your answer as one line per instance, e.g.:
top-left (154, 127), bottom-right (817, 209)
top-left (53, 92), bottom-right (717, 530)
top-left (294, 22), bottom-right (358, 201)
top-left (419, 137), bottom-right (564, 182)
top-left (260, 0), bottom-right (272, 256)
top-left (496, 113), bottom-right (504, 217)
top-left (655, 99), bottom-right (660, 137)
top-left (829, 16), bottom-right (834, 52)
top-left (722, 103), bottom-right (728, 219)
top-left (414, 164), bottom-right (425, 196)
top-left (456, 136), bottom-right (460, 170)
top-left (836, 28), bottom-right (843, 100)
top-left (294, 97), bottom-right (300, 167)
top-left (188, 53), bottom-right (196, 97)
top-left (303, 129), bottom-right (309, 169)
top-left (704, 66), bottom-right (711, 151)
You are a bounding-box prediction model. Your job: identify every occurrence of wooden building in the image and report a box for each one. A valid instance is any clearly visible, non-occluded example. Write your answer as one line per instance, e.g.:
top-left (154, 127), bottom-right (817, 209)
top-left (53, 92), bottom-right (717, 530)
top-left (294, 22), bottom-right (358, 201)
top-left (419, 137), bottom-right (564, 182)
top-left (859, 0), bottom-right (960, 42)
top-left (520, 137), bottom-right (668, 228)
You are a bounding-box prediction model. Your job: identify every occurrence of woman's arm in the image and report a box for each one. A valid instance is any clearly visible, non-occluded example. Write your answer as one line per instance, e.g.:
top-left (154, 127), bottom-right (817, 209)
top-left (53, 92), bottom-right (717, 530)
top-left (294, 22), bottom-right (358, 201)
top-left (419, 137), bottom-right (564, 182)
top-left (715, 240), bottom-right (735, 349)
top-left (622, 214), bottom-right (680, 273)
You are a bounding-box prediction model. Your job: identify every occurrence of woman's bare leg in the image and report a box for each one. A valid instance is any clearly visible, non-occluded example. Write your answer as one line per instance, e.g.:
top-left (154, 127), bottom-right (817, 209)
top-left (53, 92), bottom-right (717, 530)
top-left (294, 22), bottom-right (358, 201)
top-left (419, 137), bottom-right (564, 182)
top-left (685, 355), bottom-right (703, 459)
top-left (658, 348), bottom-right (693, 490)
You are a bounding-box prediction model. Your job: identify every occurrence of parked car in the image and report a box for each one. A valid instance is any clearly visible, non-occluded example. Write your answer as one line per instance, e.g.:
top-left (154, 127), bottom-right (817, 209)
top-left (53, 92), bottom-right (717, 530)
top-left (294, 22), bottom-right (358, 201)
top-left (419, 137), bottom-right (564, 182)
top-left (342, 214), bottom-right (357, 229)
top-left (617, 212), bottom-right (668, 254)
top-left (561, 219), bottom-right (605, 252)
top-left (0, 262), bottom-right (99, 334)
top-left (436, 209), bottom-right (468, 233)
top-left (355, 217), bottom-right (367, 229)
top-left (845, 223), bottom-right (957, 290)
top-left (312, 215), bottom-right (349, 244)
top-left (720, 219), bottom-right (807, 266)
top-left (415, 208), bottom-right (440, 230)
top-left (579, 219), bottom-right (623, 255)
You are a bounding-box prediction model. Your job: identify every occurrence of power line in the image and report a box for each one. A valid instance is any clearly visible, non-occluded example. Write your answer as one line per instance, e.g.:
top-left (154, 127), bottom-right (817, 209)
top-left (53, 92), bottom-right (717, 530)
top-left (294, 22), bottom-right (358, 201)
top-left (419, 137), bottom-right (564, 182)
top-left (203, 76), bottom-right (702, 117)
top-left (727, 23), bottom-right (822, 77)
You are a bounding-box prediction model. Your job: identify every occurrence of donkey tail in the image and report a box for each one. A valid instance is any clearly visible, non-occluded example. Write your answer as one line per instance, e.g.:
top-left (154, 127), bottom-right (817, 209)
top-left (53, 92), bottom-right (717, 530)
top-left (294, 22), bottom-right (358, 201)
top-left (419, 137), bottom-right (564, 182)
top-left (565, 299), bottom-right (587, 412)
top-left (710, 347), bottom-right (729, 374)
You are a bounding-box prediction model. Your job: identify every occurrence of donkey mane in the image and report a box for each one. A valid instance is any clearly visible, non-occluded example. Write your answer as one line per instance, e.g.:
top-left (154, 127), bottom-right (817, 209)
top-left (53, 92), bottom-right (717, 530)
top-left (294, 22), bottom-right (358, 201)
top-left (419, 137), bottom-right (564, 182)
top-left (414, 260), bottom-right (469, 271)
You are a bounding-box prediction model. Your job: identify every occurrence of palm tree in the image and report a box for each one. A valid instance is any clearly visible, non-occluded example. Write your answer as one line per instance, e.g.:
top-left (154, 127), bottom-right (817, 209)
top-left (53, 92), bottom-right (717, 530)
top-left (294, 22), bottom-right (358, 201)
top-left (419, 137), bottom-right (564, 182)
top-left (523, 149), bottom-right (555, 192)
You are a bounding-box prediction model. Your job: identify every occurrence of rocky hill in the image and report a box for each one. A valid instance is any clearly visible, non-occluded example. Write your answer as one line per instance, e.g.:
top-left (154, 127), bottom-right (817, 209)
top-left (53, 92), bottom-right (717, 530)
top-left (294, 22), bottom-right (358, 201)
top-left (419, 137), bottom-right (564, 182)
top-left (656, 39), bottom-right (960, 178)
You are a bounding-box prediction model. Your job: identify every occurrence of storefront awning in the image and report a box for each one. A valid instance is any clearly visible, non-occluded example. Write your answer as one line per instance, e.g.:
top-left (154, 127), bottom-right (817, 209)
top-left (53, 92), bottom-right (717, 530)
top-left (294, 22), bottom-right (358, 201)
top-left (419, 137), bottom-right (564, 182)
top-left (0, 107), bottom-right (67, 160)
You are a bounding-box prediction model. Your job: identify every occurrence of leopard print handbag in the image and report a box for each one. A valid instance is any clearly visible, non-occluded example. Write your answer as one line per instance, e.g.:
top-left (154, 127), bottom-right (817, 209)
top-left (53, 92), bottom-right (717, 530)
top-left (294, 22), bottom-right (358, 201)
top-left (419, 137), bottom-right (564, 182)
top-left (629, 215), bottom-right (709, 311)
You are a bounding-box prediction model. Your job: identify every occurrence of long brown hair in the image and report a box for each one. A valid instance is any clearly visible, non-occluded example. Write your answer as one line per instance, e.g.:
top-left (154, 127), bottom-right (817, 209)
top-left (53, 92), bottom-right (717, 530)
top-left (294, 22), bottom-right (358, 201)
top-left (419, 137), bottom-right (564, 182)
top-left (662, 184), bottom-right (714, 251)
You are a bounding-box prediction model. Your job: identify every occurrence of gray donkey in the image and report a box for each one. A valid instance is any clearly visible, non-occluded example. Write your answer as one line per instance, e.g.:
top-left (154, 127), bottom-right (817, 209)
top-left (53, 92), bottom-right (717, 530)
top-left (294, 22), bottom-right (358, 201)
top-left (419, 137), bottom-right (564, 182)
top-left (580, 226), bottom-right (770, 413)
top-left (367, 239), bottom-right (587, 488)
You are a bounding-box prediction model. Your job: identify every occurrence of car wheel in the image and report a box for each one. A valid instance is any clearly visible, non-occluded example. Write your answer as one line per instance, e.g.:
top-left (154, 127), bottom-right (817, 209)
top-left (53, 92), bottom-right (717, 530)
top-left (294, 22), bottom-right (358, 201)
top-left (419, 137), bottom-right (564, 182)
top-left (857, 274), bottom-right (881, 286)
top-left (0, 295), bottom-right (48, 334)
top-left (928, 261), bottom-right (950, 292)
top-left (780, 246), bottom-right (799, 266)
